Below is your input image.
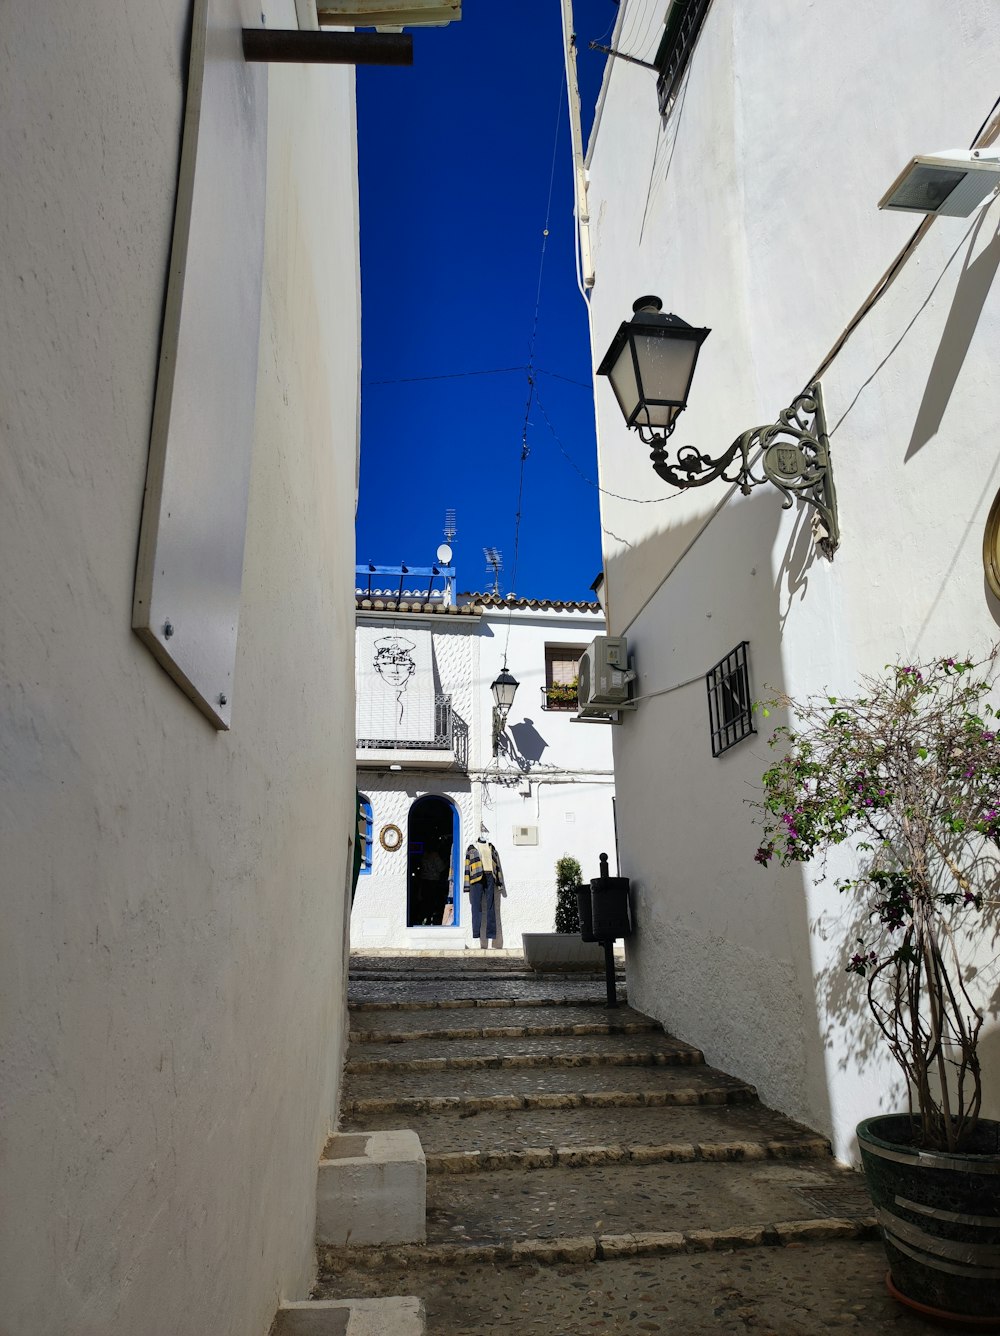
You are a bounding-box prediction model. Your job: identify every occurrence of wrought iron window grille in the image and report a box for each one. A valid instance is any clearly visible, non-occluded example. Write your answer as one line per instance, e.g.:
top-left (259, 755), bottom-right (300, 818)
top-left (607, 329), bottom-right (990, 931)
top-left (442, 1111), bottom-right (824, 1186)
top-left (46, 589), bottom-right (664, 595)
top-left (706, 641), bottom-right (755, 757)
top-left (654, 0), bottom-right (713, 116)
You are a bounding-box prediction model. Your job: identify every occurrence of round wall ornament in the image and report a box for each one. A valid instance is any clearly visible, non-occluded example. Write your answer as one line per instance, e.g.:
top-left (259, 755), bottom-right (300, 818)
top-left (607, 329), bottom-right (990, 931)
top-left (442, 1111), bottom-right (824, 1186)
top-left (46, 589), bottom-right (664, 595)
top-left (379, 823), bottom-right (403, 852)
top-left (985, 486), bottom-right (1000, 600)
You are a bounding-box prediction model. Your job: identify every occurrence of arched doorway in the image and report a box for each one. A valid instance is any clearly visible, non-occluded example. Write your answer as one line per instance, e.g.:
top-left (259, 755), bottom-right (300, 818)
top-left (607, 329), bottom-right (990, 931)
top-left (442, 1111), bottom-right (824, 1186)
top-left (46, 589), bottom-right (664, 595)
top-left (407, 796), bottom-right (459, 927)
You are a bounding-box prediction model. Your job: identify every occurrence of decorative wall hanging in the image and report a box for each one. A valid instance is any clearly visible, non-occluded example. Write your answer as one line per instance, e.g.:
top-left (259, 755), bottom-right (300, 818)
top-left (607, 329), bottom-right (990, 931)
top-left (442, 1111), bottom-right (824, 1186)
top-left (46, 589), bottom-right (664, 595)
top-left (984, 486), bottom-right (1000, 600)
top-left (379, 823), bottom-right (403, 852)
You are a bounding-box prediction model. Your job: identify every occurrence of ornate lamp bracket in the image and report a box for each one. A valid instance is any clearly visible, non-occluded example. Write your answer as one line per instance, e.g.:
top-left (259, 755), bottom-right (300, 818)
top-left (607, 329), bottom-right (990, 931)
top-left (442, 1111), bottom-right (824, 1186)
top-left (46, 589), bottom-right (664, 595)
top-left (643, 382), bottom-right (839, 558)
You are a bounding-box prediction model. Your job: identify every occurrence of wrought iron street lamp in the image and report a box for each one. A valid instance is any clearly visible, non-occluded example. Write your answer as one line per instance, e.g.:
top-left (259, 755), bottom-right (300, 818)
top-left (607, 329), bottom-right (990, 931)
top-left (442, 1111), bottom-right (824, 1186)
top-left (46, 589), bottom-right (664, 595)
top-left (597, 296), bottom-right (710, 442)
top-left (597, 296), bottom-right (839, 555)
top-left (490, 667), bottom-right (519, 755)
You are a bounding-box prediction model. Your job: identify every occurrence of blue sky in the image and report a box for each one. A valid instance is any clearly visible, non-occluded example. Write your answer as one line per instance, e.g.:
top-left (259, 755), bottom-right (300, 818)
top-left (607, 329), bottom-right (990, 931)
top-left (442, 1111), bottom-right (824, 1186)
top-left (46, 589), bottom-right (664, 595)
top-left (355, 1), bottom-right (623, 601)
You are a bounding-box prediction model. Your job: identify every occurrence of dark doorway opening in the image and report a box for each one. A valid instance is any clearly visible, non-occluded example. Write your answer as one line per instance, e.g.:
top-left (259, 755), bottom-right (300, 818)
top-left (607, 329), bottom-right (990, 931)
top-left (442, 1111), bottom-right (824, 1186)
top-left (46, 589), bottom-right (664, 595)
top-left (407, 795), bottom-right (459, 927)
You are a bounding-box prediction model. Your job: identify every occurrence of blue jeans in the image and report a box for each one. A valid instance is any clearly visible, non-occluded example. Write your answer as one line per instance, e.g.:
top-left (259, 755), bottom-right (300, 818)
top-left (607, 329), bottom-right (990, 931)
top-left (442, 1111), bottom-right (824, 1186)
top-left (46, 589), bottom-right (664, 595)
top-left (469, 871), bottom-right (496, 938)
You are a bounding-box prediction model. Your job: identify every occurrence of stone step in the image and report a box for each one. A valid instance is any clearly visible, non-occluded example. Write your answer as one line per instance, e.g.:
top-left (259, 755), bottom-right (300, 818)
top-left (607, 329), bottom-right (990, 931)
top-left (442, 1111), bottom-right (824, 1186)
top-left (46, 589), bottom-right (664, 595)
top-left (349, 980), bottom-right (627, 1007)
top-left (339, 1096), bottom-right (829, 1163)
top-left (342, 1064), bottom-right (755, 1117)
top-left (315, 1240), bottom-right (920, 1334)
top-left (349, 994), bottom-right (622, 1013)
top-left (345, 1032), bottom-right (704, 1073)
top-left (420, 1159), bottom-right (872, 1247)
top-left (349, 1003), bottom-right (656, 1044)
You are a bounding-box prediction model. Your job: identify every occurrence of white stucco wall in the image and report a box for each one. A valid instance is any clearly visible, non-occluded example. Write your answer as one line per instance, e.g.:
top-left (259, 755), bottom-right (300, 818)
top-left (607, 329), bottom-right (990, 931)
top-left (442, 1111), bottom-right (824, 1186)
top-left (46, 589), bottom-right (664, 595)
top-left (0, 5), bottom-right (360, 1333)
top-left (588, 0), bottom-right (1000, 1162)
top-left (352, 606), bottom-right (617, 948)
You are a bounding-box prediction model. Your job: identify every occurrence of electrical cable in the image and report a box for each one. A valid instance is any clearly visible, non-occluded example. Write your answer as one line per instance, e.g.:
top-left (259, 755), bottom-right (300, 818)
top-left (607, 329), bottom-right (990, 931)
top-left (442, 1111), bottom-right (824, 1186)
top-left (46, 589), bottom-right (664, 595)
top-left (631, 0), bottom-right (663, 63)
top-left (502, 68), bottom-right (566, 666)
top-left (804, 91), bottom-right (1000, 392)
top-left (363, 365), bottom-right (592, 389)
top-left (364, 366), bottom-right (525, 386)
top-left (534, 388), bottom-right (687, 504)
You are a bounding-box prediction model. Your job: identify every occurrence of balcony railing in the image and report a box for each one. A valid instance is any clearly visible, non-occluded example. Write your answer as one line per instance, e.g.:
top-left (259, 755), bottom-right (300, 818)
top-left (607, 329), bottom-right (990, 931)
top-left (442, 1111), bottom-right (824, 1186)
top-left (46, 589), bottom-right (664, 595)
top-left (357, 693), bottom-right (468, 769)
top-left (540, 684), bottom-right (579, 712)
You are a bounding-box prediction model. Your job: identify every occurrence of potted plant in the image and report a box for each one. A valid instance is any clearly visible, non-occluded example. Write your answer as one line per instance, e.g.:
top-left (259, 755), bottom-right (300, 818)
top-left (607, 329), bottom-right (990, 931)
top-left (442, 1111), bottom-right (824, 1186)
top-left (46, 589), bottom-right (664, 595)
top-left (543, 678), bottom-right (579, 710)
top-left (522, 854), bottom-right (605, 971)
top-left (752, 653), bottom-right (1000, 1322)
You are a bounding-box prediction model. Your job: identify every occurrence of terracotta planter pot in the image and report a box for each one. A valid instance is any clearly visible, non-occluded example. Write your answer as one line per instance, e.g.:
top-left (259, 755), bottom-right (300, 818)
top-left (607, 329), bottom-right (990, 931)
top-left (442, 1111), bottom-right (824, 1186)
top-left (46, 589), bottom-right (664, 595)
top-left (857, 1114), bottom-right (1000, 1323)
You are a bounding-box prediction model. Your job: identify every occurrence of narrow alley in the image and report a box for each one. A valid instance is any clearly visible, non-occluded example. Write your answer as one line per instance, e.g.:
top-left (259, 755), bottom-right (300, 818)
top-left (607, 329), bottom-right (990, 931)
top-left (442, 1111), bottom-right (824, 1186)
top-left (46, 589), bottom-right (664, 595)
top-left (317, 955), bottom-right (928, 1334)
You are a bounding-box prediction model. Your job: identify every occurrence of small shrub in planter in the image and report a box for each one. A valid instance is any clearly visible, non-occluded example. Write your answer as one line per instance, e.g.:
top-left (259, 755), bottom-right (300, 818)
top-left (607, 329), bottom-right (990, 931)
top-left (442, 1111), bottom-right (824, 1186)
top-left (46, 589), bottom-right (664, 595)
top-left (554, 854), bottom-right (582, 933)
top-left (522, 855), bottom-right (603, 971)
top-left (751, 652), bottom-right (1000, 1318)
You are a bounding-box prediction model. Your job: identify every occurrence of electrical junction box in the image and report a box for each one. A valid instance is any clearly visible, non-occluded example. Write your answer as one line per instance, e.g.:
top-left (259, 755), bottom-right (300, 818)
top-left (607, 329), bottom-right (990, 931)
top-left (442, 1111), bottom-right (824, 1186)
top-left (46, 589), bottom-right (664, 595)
top-left (513, 824), bottom-right (538, 846)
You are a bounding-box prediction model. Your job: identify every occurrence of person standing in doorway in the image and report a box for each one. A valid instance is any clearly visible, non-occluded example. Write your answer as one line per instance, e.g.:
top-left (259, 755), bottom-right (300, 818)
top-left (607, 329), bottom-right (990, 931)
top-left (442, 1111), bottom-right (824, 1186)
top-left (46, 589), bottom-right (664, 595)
top-left (417, 840), bottom-right (449, 925)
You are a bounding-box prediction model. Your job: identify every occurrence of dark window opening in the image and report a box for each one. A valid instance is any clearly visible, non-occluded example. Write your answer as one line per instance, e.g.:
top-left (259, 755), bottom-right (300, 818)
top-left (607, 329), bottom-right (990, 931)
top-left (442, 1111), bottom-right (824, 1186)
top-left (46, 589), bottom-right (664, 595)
top-left (654, 0), bottom-right (713, 117)
top-left (706, 641), bottom-right (755, 756)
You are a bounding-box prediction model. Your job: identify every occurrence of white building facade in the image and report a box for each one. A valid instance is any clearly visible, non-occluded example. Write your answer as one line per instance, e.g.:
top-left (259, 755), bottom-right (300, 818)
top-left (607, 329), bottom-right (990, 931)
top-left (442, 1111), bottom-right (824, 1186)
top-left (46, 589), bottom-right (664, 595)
top-left (2, 4), bottom-right (367, 1332)
top-left (584, 0), bottom-right (1000, 1164)
top-left (352, 586), bottom-right (618, 950)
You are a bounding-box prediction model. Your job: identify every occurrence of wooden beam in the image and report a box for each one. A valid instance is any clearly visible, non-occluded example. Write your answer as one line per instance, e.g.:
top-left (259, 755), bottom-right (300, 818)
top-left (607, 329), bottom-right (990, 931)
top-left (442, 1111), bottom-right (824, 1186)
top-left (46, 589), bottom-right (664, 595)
top-left (241, 29), bottom-right (412, 64)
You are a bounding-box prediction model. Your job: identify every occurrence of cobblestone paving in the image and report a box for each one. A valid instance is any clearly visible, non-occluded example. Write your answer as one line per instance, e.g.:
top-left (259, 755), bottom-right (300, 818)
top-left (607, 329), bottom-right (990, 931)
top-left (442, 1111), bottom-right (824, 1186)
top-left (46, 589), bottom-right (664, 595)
top-left (346, 1033), bottom-right (702, 1071)
top-left (350, 1004), bottom-right (654, 1041)
top-left (325, 954), bottom-right (909, 1333)
top-left (424, 1161), bottom-right (873, 1243)
top-left (342, 1101), bottom-right (831, 1160)
top-left (344, 1061), bottom-right (753, 1110)
top-left (319, 1243), bottom-right (926, 1334)
top-left (349, 978), bottom-right (626, 1007)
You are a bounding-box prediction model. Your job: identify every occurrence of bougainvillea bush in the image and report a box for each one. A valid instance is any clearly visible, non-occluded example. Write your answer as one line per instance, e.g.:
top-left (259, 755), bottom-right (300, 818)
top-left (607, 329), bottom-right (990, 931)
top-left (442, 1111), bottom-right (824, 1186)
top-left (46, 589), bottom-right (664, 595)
top-left (752, 652), bottom-right (1000, 1152)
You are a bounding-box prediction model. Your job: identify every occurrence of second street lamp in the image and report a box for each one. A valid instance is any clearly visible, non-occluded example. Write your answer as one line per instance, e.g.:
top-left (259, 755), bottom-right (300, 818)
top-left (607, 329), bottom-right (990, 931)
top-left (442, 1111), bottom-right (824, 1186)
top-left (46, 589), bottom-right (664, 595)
top-left (490, 667), bottom-right (519, 755)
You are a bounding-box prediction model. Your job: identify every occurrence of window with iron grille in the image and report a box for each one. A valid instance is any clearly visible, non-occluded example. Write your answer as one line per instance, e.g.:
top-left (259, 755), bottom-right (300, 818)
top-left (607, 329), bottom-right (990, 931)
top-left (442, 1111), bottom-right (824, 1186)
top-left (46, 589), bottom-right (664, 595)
top-left (543, 646), bottom-right (581, 711)
top-left (654, 0), bottom-right (713, 117)
top-left (706, 641), bottom-right (755, 757)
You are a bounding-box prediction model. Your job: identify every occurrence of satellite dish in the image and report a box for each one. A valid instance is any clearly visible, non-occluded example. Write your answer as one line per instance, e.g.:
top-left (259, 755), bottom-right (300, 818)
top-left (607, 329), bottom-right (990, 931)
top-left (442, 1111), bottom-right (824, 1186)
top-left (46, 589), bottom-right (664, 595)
top-left (437, 543), bottom-right (453, 565)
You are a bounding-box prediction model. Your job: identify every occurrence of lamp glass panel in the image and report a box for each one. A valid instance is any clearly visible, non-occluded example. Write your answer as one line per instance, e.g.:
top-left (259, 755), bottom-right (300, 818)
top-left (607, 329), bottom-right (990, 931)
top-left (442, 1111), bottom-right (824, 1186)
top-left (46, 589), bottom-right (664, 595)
top-left (491, 674), bottom-right (518, 711)
top-left (884, 164), bottom-right (966, 213)
top-left (632, 332), bottom-right (699, 427)
top-left (606, 340), bottom-right (641, 424)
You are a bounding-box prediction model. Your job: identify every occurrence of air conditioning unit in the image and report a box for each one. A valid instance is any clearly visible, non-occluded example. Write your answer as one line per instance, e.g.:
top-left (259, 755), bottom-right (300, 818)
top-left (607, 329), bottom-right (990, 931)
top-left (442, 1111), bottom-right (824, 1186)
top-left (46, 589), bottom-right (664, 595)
top-left (577, 635), bottom-right (634, 717)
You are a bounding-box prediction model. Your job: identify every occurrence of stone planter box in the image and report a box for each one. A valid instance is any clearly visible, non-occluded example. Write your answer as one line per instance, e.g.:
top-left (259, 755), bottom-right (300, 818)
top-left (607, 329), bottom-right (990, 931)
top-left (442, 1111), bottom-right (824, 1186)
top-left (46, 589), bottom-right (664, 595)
top-left (317, 1130), bottom-right (425, 1246)
top-left (521, 932), bottom-right (606, 972)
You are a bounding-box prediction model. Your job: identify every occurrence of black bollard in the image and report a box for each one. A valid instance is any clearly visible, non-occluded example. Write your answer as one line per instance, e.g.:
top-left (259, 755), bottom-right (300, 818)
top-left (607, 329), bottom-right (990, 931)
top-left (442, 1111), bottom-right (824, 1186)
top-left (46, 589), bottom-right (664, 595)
top-left (603, 938), bottom-right (617, 1008)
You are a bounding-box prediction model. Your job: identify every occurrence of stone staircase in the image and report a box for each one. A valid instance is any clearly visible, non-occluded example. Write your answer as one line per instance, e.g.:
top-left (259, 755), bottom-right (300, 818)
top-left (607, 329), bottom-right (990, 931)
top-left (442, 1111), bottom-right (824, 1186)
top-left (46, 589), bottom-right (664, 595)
top-left (316, 955), bottom-right (925, 1334)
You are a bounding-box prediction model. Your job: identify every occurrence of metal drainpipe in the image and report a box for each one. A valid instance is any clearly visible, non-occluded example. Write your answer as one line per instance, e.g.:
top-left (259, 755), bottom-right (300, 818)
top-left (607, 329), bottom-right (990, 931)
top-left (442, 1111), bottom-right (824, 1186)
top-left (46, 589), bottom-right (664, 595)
top-left (560, 0), bottom-right (595, 290)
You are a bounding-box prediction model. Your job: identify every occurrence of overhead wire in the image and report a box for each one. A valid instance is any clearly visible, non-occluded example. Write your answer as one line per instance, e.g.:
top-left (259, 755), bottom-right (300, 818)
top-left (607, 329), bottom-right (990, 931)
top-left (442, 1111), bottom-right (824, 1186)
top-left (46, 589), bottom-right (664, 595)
top-left (534, 388), bottom-right (686, 505)
top-left (804, 91), bottom-right (1000, 392)
top-left (501, 66), bottom-right (566, 666)
top-left (363, 365), bottom-right (592, 389)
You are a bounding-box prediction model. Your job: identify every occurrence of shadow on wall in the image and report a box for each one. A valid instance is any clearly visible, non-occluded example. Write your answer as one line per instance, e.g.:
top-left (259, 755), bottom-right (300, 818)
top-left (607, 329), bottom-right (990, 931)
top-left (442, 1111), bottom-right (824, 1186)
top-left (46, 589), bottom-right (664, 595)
top-left (613, 485), bottom-right (845, 1144)
top-left (906, 214), bottom-right (1000, 461)
top-left (605, 502), bottom-right (721, 642)
top-left (507, 717), bottom-right (548, 769)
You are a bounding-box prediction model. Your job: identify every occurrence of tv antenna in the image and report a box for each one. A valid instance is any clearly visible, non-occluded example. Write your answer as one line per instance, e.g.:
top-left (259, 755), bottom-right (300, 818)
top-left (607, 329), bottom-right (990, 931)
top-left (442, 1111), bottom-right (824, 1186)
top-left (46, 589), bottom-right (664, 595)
top-left (443, 509), bottom-right (457, 543)
top-left (483, 547), bottom-right (503, 597)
